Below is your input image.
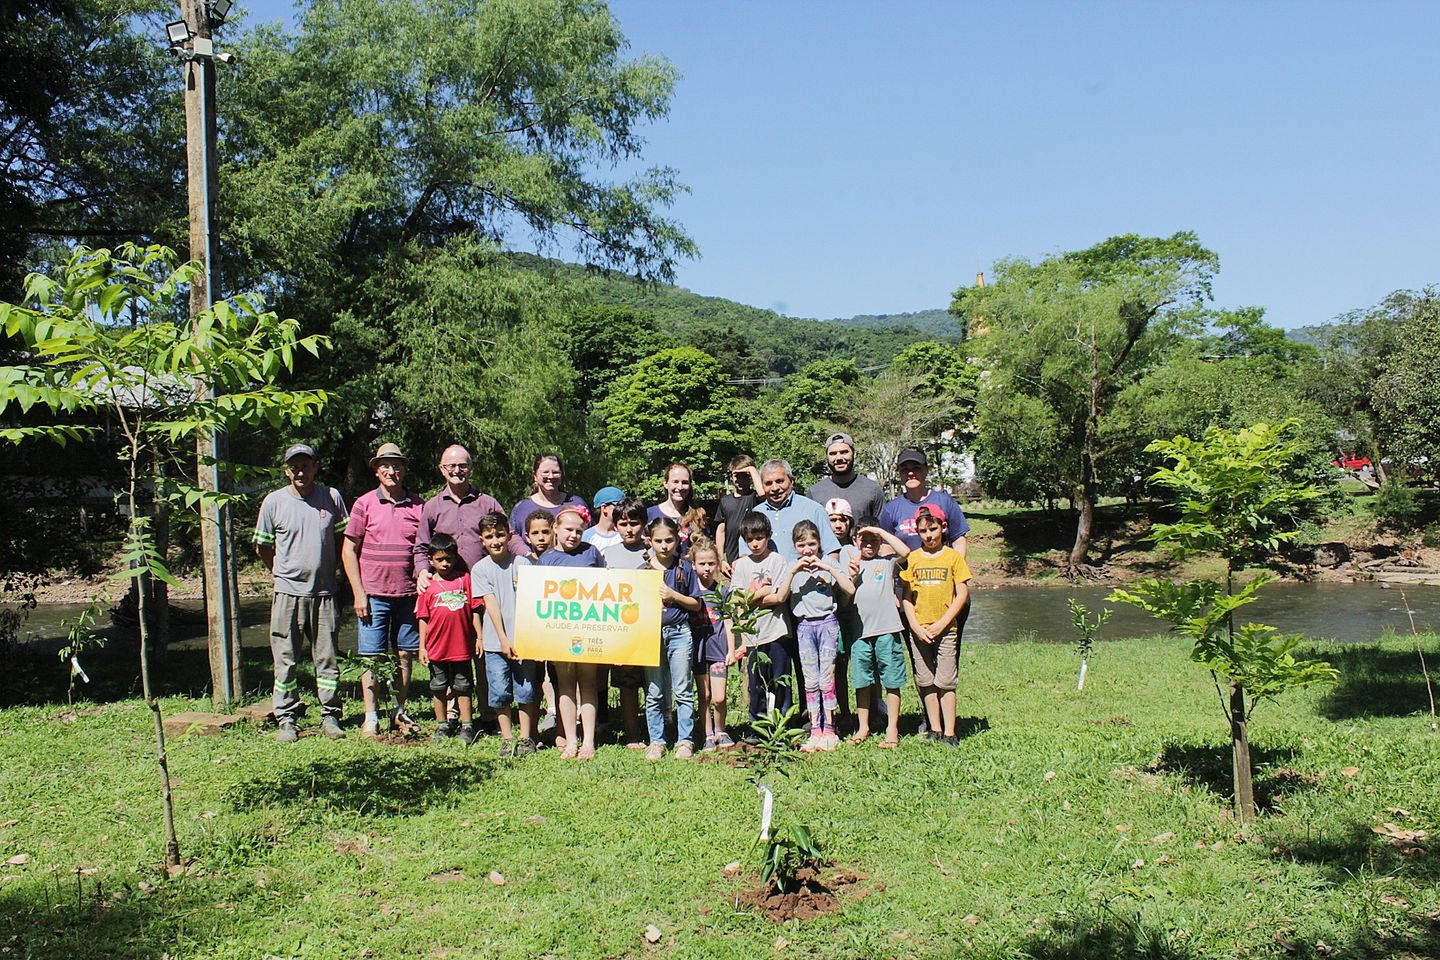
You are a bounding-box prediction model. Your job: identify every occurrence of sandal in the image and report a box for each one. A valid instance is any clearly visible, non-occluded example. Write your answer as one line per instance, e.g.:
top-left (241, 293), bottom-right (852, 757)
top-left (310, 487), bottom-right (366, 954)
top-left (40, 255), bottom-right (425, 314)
top-left (878, 736), bottom-right (900, 749)
top-left (848, 732), bottom-right (871, 745)
top-left (577, 744), bottom-right (596, 760)
top-left (559, 746), bottom-right (579, 760)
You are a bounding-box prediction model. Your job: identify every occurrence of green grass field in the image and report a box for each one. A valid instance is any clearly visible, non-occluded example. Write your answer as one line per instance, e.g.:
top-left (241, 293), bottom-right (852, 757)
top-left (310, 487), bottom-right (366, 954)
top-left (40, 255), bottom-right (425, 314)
top-left (1, 635), bottom-right (1436, 959)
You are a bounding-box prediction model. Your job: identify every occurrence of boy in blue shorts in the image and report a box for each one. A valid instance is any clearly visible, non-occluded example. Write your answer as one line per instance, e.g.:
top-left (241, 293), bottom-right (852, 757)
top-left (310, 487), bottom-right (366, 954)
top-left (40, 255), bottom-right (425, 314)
top-left (844, 519), bottom-right (912, 748)
top-left (471, 511), bottom-right (542, 757)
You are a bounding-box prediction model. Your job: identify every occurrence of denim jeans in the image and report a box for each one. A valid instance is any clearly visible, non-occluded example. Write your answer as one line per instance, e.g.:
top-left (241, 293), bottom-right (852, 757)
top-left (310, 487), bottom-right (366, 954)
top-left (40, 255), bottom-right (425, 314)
top-left (645, 622), bottom-right (695, 746)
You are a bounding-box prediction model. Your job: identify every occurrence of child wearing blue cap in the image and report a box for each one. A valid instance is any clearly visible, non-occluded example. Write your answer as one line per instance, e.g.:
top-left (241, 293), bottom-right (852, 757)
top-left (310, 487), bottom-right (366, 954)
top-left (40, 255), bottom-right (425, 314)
top-left (583, 486), bottom-right (626, 552)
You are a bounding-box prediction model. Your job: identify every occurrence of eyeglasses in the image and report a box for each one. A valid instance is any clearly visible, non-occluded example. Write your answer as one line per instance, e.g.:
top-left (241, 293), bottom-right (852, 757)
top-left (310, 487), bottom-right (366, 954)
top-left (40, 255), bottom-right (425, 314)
top-left (441, 463), bottom-right (471, 471)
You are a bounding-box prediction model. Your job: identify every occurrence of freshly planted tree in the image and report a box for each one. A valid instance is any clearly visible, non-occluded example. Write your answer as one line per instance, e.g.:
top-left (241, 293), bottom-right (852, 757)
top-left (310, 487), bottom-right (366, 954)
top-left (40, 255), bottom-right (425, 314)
top-left (1109, 420), bottom-right (1339, 822)
top-left (1067, 598), bottom-right (1110, 691)
top-left (0, 244), bottom-right (329, 865)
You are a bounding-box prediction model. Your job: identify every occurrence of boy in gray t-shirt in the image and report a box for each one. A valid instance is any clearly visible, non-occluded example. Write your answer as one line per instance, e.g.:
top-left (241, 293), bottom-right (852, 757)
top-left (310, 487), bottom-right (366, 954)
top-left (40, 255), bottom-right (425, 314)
top-left (840, 523), bottom-right (912, 746)
top-left (470, 512), bottom-right (541, 757)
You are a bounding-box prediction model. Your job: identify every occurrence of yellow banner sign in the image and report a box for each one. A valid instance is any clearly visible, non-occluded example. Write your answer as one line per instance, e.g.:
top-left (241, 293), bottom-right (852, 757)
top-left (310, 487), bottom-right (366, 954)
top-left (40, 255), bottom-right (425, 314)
top-left (513, 566), bottom-right (662, 666)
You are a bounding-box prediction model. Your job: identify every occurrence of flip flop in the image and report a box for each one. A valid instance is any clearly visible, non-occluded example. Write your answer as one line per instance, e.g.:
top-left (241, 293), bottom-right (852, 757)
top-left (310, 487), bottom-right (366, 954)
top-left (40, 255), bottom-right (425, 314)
top-left (878, 737), bottom-right (900, 749)
top-left (577, 744), bottom-right (596, 760)
top-left (847, 733), bottom-right (871, 745)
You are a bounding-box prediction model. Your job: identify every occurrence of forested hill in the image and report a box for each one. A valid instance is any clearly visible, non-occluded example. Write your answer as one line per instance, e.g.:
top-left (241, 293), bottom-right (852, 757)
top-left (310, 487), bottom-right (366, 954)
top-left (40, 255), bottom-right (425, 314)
top-left (827, 308), bottom-right (964, 339)
top-left (507, 252), bottom-right (944, 381)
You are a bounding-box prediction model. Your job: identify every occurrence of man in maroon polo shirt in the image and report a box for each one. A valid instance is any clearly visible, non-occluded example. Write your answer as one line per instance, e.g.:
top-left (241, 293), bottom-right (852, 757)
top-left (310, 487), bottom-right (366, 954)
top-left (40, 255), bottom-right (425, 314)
top-left (414, 444), bottom-right (510, 587)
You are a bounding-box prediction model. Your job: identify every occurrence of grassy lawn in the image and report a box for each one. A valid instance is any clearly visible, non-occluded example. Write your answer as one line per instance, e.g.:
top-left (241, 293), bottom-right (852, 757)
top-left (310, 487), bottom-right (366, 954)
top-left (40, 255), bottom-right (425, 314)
top-left (1, 635), bottom-right (1437, 959)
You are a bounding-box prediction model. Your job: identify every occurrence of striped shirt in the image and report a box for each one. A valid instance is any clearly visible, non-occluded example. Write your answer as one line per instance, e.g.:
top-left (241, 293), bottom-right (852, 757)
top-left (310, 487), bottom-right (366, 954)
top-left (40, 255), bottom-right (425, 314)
top-left (346, 487), bottom-right (424, 597)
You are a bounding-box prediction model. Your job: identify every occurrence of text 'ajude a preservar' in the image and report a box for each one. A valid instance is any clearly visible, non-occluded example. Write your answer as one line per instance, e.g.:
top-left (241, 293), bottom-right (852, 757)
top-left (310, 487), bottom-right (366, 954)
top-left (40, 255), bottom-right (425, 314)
top-left (513, 567), bottom-right (663, 666)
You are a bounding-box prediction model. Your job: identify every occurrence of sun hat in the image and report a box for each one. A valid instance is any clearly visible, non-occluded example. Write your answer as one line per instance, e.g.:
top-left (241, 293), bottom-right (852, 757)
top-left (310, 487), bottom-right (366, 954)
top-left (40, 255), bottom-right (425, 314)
top-left (368, 442), bottom-right (407, 469)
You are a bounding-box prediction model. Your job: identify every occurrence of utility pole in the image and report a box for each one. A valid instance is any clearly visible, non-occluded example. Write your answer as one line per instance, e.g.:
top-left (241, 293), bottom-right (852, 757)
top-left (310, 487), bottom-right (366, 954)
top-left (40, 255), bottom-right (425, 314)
top-left (179, 0), bottom-right (243, 707)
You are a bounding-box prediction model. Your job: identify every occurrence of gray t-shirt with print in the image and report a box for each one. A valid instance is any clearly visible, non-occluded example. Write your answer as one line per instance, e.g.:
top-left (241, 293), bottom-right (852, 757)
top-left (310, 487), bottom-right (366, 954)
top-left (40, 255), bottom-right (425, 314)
top-left (731, 551), bottom-right (791, 646)
top-left (471, 554), bottom-right (532, 653)
top-left (789, 568), bottom-right (839, 620)
top-left (254, 484), bottom-right (349, 597)
top-left (839, 544), bottom-right (903, 638)
top-left (602, 541), bottom-right (649, 570)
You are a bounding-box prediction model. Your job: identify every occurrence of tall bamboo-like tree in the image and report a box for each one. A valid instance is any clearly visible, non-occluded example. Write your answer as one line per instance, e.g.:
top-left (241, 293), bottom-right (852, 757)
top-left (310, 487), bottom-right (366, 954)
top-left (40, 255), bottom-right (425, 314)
top-left (0, 244), bottom-right (329, 865)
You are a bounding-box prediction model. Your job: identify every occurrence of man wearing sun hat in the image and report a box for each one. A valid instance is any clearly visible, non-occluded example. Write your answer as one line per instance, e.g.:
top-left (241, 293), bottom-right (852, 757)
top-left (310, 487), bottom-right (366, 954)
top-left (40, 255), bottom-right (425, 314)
top-left (342, 441), bottom-right (425, 739)
top-left (254, 443), bottom-right (350, 743)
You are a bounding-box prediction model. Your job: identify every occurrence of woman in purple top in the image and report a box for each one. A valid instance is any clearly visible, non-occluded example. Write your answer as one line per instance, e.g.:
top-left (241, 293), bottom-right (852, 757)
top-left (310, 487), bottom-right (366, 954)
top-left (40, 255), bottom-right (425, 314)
top-left (537, 504), bottom-right (604, 761)
top-left (509, 452), bottom-right (587, 555)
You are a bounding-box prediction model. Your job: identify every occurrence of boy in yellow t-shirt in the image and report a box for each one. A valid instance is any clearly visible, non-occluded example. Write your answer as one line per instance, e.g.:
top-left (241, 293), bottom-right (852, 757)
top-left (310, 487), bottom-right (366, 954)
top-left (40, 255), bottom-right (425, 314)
top-left (900, 504), bottom-right (972, 745)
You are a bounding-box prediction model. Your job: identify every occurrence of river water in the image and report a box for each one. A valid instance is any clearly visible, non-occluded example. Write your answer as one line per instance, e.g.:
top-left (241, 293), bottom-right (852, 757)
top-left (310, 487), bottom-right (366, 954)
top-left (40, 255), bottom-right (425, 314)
top-left (12, 582), bottom-right (1440, 652)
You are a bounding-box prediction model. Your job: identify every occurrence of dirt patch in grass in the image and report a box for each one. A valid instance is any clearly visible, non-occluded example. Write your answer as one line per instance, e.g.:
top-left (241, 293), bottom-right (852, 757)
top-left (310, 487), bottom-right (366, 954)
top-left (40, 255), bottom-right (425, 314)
top-left (734, 868), bottom-right (865, 922)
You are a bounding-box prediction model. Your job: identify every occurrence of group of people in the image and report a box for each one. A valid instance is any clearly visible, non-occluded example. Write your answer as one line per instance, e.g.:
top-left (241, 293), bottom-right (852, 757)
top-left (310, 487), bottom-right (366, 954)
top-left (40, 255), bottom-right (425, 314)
top-left (253, 431), bottom-right (974, 758)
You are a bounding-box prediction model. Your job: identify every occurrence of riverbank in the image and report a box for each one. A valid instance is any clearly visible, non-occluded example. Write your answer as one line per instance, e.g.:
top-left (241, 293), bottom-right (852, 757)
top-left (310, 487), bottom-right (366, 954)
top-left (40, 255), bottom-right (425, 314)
top-left (1, 635), bottom-right (1435, 959)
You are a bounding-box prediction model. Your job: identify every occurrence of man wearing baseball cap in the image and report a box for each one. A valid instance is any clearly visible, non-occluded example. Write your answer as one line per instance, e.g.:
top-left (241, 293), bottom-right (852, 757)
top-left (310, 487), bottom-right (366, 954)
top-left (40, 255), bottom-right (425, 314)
top-left (879, 445), bottom-right (971, 554)
top-left (254, 443), bottom-right (350, 743)
top-left (806, 432), bottom-right (884, 525)
top-left (342, 442), bottom-right (425, 739)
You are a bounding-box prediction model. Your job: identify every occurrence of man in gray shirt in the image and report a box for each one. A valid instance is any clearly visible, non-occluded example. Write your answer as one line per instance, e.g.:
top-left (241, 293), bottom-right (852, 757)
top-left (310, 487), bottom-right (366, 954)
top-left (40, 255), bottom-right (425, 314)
top-left (254, 444), bottom-right (349, 743)
top-left (806, 432), bottom-right (884, 525)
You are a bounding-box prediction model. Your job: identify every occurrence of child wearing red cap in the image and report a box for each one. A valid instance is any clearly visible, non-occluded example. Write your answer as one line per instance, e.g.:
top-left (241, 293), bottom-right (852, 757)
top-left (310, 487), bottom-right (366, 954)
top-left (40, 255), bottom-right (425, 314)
top-left (899, 503), bottom-right (972, 746)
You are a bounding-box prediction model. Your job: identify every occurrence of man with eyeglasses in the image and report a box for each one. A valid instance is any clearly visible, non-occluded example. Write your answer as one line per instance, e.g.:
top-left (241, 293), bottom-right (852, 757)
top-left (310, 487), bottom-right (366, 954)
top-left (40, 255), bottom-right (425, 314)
top-left (414, 444), bottom-right (511, 587)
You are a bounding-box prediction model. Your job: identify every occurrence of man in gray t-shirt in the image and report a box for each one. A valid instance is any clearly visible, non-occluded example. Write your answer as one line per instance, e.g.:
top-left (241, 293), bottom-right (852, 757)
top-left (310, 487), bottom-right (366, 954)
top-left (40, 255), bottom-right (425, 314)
top-left (254, 444), bottom-right (349, 743)
top-left (806, 432), bottom-right (884, 527)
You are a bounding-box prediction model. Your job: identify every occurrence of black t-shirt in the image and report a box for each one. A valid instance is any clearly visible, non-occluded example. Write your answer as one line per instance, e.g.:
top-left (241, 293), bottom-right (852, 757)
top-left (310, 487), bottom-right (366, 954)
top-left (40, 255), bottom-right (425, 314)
top-left (716, 492), bottom-right (757, 561)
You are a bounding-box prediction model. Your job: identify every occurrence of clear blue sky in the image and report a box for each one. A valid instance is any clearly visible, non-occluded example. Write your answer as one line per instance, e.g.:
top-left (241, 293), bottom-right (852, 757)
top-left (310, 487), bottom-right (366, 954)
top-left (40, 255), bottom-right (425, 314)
top-left (237, 1), bottom-right (1439, 328)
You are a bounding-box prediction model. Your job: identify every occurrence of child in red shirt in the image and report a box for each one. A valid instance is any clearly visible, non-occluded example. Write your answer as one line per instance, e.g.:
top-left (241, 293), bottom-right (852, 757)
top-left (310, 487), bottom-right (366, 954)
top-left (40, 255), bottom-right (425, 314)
top-left (415, 533), bottom-right (482, 746)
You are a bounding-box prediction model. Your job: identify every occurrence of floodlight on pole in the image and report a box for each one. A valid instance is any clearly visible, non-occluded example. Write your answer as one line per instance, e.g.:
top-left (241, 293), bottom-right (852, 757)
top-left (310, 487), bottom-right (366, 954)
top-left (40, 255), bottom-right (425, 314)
top-left (207, 0), bottom-right (233, 25)
top-left (165, 19), bottom-right (191, 47)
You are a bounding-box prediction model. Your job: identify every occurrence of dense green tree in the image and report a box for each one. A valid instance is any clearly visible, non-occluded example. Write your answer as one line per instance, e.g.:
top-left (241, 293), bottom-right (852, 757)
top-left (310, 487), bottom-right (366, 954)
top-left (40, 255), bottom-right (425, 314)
top-left (1368, 290), bottom-right (1440, 479)
top-left (1316, 288), bottom-right (1440, 485)
top-left (0, 0), bottom-right (182, 288)
top-left (564, 304), bottom-right (674, 410)
top-left (745, 359), bottom-right (864, 487)
top-left (214, 0), bottom-right (695, 485)
top-left (595, 346), bottom-right (746, 500)
top-left (956, 232), bottom-right (1219, 576)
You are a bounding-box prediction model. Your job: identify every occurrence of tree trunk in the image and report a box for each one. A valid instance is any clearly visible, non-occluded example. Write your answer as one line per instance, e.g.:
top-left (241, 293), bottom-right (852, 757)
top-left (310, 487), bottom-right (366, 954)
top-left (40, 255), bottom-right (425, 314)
top-left (1230, 680), bottom-right (1256, 823)
top-left (1068, 329), bottom-right (1103, 577)
top-left (130, 458), bottom-right (182, 868)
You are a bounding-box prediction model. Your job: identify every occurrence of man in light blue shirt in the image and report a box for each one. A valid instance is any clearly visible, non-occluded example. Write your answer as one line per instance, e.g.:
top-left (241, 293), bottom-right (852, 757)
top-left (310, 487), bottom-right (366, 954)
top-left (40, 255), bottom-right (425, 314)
top-left (754, 459), bottom-right (841, 560)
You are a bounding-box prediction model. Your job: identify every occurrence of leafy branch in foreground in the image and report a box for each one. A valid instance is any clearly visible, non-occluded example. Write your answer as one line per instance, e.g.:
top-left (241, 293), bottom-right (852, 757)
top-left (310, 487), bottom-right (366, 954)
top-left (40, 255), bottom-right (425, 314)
top-left (1109, 420), bottom-right (1338, 823)
top-left (0, 243), bottom-right (331, 866)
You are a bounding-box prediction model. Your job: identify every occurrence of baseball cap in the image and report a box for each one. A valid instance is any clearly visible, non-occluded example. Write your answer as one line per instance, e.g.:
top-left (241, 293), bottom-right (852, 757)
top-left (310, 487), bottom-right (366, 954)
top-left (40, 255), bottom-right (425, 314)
top-left (283, 443), bottom-right (316, 463)
top-left (825, 432), bottom-right (856, 453)
top-left (913, 503), bottom-right (946, 525)
top-left (896, 445), bottom-right (928, 467)
top-left (593, 486), bottom-right (625, 508)
top-left (368, 442), bottom-right (407, 469)
top-left (825, 497), bottom-right (853, 518)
